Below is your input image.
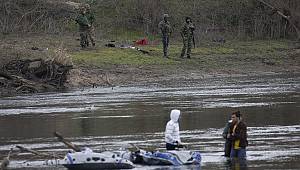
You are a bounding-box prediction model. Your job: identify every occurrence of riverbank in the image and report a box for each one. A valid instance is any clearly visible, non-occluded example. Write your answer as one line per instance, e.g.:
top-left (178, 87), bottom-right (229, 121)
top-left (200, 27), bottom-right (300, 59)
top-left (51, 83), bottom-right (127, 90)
top-left (1, 34), bottom-right (299, 95)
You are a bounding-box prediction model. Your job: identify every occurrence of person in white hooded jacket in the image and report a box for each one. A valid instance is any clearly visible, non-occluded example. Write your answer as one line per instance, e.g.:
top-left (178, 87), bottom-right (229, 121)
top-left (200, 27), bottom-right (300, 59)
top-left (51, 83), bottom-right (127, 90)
top-left (165, 109), bottom-right (183, 150)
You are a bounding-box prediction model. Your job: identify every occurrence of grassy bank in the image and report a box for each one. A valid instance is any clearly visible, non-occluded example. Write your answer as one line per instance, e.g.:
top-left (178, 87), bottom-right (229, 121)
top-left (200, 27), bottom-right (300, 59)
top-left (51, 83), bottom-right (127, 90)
top-left (70, 39), bottom-right (298, 73)
top-left (1, 34), bottom-right (298, 88)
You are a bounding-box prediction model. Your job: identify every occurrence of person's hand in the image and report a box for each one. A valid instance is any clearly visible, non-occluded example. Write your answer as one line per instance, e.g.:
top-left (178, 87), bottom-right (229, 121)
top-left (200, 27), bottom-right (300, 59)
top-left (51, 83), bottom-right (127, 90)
top-left (227, 134), bottom-right (230, 139)
top-left (175, 141), bottom-right (182, 146)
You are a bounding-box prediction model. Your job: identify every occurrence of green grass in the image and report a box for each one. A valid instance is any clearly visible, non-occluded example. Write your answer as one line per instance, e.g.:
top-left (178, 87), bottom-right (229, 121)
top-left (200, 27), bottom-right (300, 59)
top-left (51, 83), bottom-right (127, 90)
top-left (223, 40), bottom-right (291, 54)
top-left (72, 46), bottom-right (179, 66)
top-left (70, 39), bottom-right (295, 69)
top-left (102, 28), bottom-right (161, 43)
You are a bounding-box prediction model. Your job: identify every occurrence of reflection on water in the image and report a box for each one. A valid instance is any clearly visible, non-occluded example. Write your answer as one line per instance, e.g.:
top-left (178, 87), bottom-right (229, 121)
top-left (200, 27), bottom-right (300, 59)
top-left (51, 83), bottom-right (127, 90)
top-left (0, 73), bottom-right (299, 169)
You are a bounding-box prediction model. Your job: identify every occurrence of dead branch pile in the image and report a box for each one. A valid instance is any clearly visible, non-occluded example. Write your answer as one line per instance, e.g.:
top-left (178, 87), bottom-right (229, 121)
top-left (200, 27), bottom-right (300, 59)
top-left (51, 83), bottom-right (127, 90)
top-left (0, 57), bottom-right (72, 94)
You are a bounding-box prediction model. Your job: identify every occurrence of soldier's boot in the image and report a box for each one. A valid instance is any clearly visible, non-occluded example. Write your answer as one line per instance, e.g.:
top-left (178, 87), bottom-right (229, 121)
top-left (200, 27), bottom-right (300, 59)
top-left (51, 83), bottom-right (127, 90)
top-left (80, 40), bottom-right (86, 48)
top-left (180, 49), bottom-right (185, 58)
top-left (164, 53), bottom-right (169, 58)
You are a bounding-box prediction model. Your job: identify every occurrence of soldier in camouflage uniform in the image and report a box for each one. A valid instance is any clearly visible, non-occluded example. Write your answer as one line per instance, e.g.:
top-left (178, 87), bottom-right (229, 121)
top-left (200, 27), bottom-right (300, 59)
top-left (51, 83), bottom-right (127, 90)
top-left (85, 4), bottom-right (96, 46)
top-left (158, 14), bottom-right (172, 58)
top-left (180, 17), bottom-right (195, 59)
top-left (75, 6), bottom-right (90, 48)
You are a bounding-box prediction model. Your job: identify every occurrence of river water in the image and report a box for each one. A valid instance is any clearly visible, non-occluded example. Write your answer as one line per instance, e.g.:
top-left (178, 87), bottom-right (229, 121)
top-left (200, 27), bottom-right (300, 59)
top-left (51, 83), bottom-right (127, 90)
top-left (0, 73), bottom-right (299, 169)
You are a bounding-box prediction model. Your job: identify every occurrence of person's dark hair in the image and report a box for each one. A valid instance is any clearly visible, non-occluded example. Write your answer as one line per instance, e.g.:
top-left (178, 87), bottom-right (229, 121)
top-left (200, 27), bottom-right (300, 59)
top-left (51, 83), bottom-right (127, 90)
top-left (185, 17), bottom-right (191, 22)
top-left (232, 111), bottom-right (241, 118)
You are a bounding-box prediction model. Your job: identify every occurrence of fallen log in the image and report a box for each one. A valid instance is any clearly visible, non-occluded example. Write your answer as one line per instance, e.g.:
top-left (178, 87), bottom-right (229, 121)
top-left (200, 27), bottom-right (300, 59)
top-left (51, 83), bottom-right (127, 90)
top-left (0, 157), bottom-right (9, 170)
top-left (257, 0), bottom-right (300, 40)
top-left (54, 132), bottom-right (81, 152)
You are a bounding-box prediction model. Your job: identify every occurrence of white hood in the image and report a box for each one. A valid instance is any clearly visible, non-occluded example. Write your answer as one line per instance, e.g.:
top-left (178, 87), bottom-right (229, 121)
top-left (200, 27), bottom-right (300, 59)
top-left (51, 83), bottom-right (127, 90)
top-left (170, 109), bottom-right (180, 123)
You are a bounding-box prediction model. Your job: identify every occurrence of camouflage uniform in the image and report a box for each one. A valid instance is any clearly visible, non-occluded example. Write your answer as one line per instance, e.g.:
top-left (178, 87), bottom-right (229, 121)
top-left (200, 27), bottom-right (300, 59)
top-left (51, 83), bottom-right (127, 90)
top-left (158, 14), bottom-right (172, 58)
top-left (180, 17), bottom-right (195, 58)
top-left (75, 7), bottom-right (90, 48)
top-left (85, 4), bottom-right (96, 46)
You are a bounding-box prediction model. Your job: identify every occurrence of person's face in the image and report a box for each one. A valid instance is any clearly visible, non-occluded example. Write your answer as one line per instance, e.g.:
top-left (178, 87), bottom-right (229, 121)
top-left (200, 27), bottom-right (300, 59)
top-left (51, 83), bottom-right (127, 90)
top-left (186, 19), bottom-right (191, 23)
top-left (164, 17), bottom-right (168, 21)
top-left (175, 114), bottom-right (181, 123)
top-left (231, 114), bottom-right (238, 124)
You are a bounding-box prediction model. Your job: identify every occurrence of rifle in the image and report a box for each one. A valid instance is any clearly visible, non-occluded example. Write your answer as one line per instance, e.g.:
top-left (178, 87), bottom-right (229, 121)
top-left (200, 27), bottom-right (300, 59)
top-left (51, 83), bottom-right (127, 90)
top-left (192, 30), bottom-right (195, 48)
top-left (189, 21), bottom-right (195, 48)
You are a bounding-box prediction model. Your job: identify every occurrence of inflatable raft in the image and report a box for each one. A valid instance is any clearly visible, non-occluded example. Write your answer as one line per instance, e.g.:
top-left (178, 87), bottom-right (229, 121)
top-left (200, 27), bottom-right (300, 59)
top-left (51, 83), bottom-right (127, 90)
top-left (62, 147), bottom-right (201, 169)
top-left (131, 149), bottom-right (201, 166)
top-left (62, 148), bottom-right (134, 170)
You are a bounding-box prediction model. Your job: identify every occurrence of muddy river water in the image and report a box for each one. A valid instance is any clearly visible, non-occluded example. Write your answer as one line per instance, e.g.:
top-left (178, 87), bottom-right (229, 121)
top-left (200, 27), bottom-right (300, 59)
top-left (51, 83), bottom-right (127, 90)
top-left (0, 73), bottom-right (299, 169)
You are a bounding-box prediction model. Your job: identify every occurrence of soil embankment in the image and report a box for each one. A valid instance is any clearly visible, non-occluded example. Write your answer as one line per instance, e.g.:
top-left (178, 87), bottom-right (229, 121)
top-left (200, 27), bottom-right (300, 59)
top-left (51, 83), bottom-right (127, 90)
top-left (0, 34), bottom-right (300, 96)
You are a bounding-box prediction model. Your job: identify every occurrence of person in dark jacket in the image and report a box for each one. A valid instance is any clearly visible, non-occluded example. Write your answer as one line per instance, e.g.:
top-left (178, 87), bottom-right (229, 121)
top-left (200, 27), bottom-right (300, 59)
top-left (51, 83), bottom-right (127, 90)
top-left (222, 119), bottom-right (232, 157)
top-left (228, 111), bottom-right (248, 159)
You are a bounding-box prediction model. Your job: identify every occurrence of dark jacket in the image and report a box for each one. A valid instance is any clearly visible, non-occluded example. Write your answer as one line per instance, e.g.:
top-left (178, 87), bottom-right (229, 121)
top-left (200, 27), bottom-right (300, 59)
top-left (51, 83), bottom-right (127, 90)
top-left (222, 121), bottom-right (231, 139)
top-left (229, 121), bottom-right (248, 148)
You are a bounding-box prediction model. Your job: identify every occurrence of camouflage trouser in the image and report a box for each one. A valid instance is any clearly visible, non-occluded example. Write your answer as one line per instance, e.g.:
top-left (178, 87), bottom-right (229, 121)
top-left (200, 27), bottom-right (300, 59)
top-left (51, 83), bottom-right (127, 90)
top-left (181, 37), bottom-right (192, 58)
top-left (79, 31), bottom-right (88, 48)
top-left (162, 36), bottom-right (169, 57)
top-left (87, 26), bottom-right (96, 46)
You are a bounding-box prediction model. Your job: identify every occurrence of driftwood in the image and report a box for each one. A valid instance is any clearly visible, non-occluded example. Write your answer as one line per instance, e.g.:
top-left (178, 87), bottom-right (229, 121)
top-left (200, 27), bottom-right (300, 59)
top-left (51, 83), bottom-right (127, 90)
top-left (54, 132), bottom-right (81, 152)
top-left (0, 58), bottom-right (73, 94)
top-left (15, 145), bottom-right (63, 161)
top-left (0, 149), bottom-right (12, 170)
top-left (16, 146), bottom-right (52, 157)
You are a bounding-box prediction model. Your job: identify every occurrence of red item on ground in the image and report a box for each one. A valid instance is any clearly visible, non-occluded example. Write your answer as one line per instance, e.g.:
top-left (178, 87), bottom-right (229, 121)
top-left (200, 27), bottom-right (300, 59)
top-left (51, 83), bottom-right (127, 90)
top-left (135, 38), bottom-right (148, 45)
